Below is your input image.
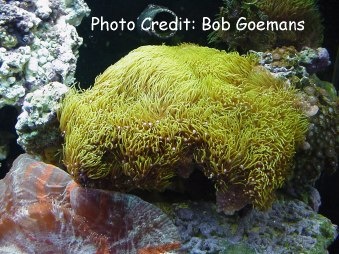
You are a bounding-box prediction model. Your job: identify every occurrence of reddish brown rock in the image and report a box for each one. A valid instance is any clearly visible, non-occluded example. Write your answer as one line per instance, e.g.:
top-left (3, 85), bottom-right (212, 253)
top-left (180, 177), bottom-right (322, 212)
top-left (0, 154), bottom-right (181, 253)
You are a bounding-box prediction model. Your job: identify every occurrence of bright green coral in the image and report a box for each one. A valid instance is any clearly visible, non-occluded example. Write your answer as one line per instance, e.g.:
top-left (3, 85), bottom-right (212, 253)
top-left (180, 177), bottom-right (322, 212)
top-left (208, 0), bottom-right (323, 52)
top-left (59, 44), bottom-right (308, 211)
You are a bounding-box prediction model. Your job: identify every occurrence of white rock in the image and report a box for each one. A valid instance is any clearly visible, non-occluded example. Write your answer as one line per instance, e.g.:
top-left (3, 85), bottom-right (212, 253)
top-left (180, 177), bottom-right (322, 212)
top-left (0, 0), bottom-right (89, 108)
top-left (35, 0), bottom-right (52, 19)
top-left (16, 82), bottom-right (70, 153)
top-left (26, 58), bottom-right (39, 74)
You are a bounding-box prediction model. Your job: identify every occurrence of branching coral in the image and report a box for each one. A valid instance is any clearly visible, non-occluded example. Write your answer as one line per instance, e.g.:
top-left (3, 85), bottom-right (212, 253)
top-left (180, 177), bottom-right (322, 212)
top-left (59, 44), bottom-right (308, 212)
top-left (208, 0), bottom-right (323, 52)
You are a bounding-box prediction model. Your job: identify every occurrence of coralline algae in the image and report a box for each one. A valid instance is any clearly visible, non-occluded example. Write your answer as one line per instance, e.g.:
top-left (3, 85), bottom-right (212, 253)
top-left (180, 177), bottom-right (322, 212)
top-left (171, 198), bottom-right (337, 254)
top-left (0, 154), bottom-right (335, 254)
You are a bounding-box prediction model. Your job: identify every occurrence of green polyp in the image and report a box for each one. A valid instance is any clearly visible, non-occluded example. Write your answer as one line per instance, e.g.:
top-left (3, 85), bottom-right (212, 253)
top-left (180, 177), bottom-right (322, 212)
top-left (312, 75), bottom-right (338, 100)
top-left (59, 44), bottom-right (309, 211)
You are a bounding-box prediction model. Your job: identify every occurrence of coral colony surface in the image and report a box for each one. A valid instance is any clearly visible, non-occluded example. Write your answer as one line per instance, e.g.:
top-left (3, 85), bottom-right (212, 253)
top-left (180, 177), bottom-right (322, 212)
top-left (0, 154), bottom-right (181, 253)
top-left (0, 0), bottom-right (338, 253)
top-left (59, 44), bottom-right (309, 213)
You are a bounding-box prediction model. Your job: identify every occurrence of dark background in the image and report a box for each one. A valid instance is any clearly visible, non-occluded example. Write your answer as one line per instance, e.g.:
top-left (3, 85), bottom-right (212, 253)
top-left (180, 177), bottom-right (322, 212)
top-left (315, 0), bottom-right (339, 253)
top-left (75, 0), bottom-right (221, 87)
